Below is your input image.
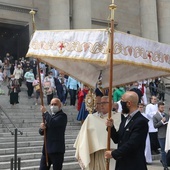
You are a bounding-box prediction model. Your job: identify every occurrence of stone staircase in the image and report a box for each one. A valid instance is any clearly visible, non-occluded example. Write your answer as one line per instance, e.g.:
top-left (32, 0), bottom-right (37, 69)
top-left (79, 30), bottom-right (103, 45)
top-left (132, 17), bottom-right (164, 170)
top-left (0, 87), bottom-right (81, 170)
top-left (1, 83), bottom-right (169, 169)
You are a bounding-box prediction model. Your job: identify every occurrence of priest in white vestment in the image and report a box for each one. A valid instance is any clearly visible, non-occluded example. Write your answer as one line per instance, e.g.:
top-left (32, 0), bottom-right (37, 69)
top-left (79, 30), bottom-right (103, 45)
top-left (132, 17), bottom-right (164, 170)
top-left (74, 96), bottom-right (121, 170)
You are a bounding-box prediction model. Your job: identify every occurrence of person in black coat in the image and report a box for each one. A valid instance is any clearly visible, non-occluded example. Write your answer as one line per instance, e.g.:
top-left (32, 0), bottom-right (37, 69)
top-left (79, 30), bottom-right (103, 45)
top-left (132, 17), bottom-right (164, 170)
top-left (54, 77), bottom-right (63, 102)
top-left (129, 81), bottom-right (143, 103)
top-left (39, 98), bottom-right (67, 170)
top-left (105, 91), bottom-right (148, 170)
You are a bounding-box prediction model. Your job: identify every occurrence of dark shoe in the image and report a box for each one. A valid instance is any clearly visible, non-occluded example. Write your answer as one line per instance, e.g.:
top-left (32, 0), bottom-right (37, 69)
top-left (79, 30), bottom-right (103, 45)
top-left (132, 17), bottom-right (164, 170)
top-left (151, 151), bottom-right (157, 155)
top-left (164, 167), bottom-right (169, 170)
top-left (146, 162), bottom-right (152, 165)
top-left (155, 150), bottom-right (160, 154)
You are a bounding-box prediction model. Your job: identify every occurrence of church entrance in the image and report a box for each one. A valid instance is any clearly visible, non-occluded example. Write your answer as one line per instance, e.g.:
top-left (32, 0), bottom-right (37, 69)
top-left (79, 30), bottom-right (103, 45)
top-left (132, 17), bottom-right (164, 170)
top-left (0, 22), bottom-right (29, 62)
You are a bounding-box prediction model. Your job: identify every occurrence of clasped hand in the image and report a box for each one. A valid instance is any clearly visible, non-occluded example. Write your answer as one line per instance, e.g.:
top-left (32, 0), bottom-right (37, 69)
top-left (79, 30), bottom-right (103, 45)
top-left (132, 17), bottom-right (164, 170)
top-left (162, 117), bottom-right (166, 123)
top-left (105, 118), bottom-right (114, 127)
top-left (40, 123), bottom-right (46, 130)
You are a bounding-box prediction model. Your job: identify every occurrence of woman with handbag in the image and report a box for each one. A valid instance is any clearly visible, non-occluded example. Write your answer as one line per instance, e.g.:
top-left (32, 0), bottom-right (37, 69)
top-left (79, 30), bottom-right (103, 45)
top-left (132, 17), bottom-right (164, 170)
top-left (43, 71), bottom-right (55, 105)
top-left (33, 75), bottom-right (41, 105)
top-left (7, 75), bottom-right (20, 106)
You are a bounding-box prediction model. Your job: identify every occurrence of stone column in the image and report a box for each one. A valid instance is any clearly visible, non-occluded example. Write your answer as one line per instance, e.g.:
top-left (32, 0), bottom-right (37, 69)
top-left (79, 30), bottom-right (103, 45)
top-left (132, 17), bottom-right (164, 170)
top-left (157, 0), bottom-right (170, 44)
top-left (72, 0), bottom-right (91, 29)
top-left (49, 0), bottom-right (70, 29)
top-left (140, 0), bottom-right (158, 41)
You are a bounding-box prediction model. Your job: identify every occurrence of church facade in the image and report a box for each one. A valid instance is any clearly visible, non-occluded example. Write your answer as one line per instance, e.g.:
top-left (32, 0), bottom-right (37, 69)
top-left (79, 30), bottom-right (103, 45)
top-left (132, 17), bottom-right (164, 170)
top-left (0, 0), bottom-right (169, 57)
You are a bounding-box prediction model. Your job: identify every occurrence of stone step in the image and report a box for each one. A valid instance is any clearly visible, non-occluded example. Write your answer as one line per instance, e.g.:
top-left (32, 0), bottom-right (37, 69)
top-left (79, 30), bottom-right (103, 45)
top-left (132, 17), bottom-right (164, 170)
top-left (0, 116), bottom-right (80, 125)
top-left (0, 117), bottom-right (80, 123)
top-left (0, 85), bottom-right (81, 170)
top-left (0, 132), bottom-right (77, 143)
top-left (2, 162), bottom-right (80, 170)
top-left (152, 153), bottom-right (161, 161)
top-left (0, 122), bottom-right (80, 129)
top-left (0, 128), bottom-right (80, 135)
top-left (0, 131), bottom-right (79, 137)
top-left (0, 138), bottom-right (75, 148)
top-left (0, 122), bottom-right (80, 128)
top-left (0, 150), bottom-right (76, 162)
top-left (0, 156), bottom-right (78, 169)
top-left (0, 144), bottom-right (75, 155)
top-left (2, 106), bottom-right (78, 113)
top-left (0, 117), bottom-right (79, 124)
top-left (0, 113), bottom-right (78, 118)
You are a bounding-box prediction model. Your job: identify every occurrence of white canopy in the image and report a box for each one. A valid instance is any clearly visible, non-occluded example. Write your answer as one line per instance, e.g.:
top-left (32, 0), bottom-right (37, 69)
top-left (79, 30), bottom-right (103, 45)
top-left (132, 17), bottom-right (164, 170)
top-left (26, 29), bottom-right (170, 88)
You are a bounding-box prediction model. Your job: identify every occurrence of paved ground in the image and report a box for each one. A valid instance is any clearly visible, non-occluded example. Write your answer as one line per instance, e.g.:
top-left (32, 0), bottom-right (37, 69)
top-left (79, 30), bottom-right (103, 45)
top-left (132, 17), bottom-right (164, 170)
top-left (148, 160), bottom-right (164, 170)
top-left (0, 81), bottom-right (170, 170)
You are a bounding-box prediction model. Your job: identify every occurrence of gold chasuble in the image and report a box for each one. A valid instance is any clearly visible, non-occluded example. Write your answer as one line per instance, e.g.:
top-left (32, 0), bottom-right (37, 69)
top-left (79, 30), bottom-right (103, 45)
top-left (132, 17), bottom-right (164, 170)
top-left (74, 112), bottom-right (121, 169)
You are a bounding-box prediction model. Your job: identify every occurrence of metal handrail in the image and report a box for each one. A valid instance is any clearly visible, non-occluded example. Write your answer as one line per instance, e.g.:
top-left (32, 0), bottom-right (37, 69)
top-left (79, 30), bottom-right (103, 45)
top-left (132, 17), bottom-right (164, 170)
top-left (0, 105), bottom-right (22, 170)
top-left (0, 105), bottom-right (23, 135)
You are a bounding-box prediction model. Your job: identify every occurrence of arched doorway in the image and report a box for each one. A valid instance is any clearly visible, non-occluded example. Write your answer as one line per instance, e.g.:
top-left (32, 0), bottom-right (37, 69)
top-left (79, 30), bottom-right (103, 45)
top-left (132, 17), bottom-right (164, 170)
top-left (0, 22), bottom-right (29, 62)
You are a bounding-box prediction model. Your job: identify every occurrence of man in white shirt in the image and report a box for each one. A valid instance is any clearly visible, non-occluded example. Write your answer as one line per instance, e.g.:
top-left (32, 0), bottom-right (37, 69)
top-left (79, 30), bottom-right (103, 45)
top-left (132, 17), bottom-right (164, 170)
top-left (145, 96), bottom-right (160, 155)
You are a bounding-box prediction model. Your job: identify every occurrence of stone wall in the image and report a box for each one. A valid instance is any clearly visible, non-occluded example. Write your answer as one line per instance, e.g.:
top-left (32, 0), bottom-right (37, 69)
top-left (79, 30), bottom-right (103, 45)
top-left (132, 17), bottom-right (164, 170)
top-left (0, 0), bottom-right (49, 35)
top-left (0, 0), bottom-right (169, 44)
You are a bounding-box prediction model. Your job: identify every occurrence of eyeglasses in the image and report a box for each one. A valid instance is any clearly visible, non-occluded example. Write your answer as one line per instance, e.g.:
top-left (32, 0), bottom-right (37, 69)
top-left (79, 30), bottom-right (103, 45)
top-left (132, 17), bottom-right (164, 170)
top-left (100, 102), bottom-right (109, 105)
top-left (51, 103), bottom-right (58, 106)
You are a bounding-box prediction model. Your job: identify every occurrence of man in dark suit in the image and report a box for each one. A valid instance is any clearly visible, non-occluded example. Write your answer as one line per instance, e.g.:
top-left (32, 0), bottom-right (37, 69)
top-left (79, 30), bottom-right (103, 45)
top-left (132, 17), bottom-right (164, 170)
top-left (153, 102), bottom-right (169, 170)
top-left (39, 98), bottom-right (67, 170)
top-left (129, 81), bottom-right (143, 103)
top-left (105, 91), bottom-right (148, 170)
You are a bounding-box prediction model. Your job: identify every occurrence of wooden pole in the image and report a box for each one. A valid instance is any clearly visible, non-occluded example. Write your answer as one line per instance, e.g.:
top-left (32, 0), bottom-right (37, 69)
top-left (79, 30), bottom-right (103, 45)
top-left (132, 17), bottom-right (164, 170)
top-left (29, 9), bottom-right (49, 167)
top-left (106, 1), bottom-right (116, 170)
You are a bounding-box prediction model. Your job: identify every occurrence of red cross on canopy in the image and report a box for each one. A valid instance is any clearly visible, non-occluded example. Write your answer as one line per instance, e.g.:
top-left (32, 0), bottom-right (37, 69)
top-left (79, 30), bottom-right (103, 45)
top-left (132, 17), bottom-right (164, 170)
top-left (59, 43), bottom-right (64, 51)
top-left (148, 52), bottom-right (151, 60)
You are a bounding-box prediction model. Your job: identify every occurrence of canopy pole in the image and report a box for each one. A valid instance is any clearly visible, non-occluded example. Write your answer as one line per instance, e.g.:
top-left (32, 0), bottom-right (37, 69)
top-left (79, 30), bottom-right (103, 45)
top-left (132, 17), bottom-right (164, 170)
top-left (106, 1), bottom-right (117, 170)
top-left (29, 9), bottom-right (49, 167)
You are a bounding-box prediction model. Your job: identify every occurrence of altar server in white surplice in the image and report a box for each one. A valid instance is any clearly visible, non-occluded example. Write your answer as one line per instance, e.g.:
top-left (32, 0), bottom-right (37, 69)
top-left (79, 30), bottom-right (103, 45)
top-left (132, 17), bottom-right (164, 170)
top-left (145, 96), bottom-right (160, 154)
top-left (74, 96), bottom-right (121, 170)
top-left (138, 103), bottom-right (152, 164)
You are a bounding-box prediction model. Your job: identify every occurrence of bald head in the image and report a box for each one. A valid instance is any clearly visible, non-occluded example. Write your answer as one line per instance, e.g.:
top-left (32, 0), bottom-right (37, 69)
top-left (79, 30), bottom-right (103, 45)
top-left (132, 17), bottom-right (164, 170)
top-left (50, 98), bottom-right (62, 109)
top-left (122, 91), bottom-right (139, 106)
top-left (121, 91), bottom-right (139, 114)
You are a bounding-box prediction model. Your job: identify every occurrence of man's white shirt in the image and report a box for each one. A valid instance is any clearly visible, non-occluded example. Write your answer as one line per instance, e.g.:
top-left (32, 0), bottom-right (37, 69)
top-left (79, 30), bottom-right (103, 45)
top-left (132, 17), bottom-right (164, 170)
top-left (145, 103), bottom-right (158, 132)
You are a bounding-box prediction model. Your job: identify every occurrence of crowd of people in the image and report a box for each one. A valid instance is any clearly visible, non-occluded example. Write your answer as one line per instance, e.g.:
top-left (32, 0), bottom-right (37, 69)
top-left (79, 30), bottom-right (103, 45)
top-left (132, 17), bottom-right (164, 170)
top-left (75, 79), bottom-right (170, 170)
top-left (0, 54), bottom-right (83, 107)
top-left (0, 53), bottom-right (169, 169)
top-left (111, 80), bottom-right (169, 170)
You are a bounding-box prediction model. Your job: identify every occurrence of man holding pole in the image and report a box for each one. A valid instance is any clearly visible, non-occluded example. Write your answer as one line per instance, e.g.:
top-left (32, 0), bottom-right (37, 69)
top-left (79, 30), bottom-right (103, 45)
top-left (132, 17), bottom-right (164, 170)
top-left (39, 98), bottom-right (67, 170)
top-left (105, 91), bottom-right (148, 170)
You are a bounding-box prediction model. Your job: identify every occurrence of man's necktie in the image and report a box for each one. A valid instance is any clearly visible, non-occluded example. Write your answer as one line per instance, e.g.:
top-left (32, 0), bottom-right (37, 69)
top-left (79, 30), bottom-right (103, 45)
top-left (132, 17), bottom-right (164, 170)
top-left (125, 115), bottom-right (131, 127)
top-left (161, 113), bottom-right (165, 117)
